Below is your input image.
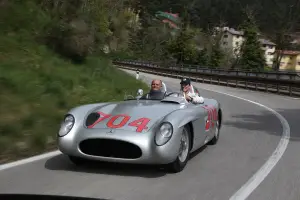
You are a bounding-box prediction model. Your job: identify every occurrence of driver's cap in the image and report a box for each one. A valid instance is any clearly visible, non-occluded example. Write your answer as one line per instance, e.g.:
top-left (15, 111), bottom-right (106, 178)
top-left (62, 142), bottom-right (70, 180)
top-left (180, 78), bottom-right (191, 85)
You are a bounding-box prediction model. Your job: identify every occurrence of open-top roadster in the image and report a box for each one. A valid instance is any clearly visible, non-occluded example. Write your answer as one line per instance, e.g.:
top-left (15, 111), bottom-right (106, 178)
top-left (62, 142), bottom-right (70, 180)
top-left (58, 83), bottom-right (222, 173)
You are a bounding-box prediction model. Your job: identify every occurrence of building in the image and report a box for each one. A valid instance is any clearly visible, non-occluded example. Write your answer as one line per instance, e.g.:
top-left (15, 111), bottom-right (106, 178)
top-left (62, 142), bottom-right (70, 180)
top-left (274, 50), bottom-right (300, 71)
top-left (155, 11), bottom-right (180, 30)
top-left (217, 27), bottom-right (244, 56)
top-left (258, 38), bottom-right (276, 66)
top-left (216, 27), bottom-right (276, 66)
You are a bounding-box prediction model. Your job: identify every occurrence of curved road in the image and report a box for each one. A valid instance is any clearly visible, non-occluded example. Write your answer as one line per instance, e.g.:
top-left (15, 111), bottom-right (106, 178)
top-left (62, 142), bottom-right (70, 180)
top-left (0, 70), bottom-right (300, 200)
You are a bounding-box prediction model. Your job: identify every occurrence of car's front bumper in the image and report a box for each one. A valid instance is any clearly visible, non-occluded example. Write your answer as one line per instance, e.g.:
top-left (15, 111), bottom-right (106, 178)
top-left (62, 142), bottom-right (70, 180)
top-left (58, 127), bottom-right (182, 165)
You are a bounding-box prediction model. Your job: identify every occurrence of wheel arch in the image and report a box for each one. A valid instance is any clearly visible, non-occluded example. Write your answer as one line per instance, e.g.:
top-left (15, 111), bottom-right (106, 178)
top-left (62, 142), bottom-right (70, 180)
top-left (185, 122), bottom-right (194, 151)
top-left (218, 108), bottom-right (223, 129)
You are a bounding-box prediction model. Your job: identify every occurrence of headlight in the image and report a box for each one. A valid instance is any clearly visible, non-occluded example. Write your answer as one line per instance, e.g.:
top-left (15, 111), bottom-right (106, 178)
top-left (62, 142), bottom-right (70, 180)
top-left (155, 122), bottom-right (173, 146)
top-left (58, 114), bottom-right (75, 137)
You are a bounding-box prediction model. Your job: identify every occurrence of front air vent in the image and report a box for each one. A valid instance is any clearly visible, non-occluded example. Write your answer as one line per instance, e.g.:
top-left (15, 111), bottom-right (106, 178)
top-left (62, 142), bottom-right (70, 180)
top-left (85, 112), bottom-right (100, 127)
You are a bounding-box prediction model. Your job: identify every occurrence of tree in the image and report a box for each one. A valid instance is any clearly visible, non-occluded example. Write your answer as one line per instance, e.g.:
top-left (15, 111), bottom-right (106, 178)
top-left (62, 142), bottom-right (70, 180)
top-left (166, 27), bottom-right (198, 64)
top-left (238, 14), bottom-right (266, 71)
top-left (209, 45), bottom-right (224, 67)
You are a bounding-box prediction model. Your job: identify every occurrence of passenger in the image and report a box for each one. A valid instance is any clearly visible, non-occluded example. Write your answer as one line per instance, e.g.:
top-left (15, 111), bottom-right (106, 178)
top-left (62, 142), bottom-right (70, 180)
top-left (180, 78), bottom-right (204, 104)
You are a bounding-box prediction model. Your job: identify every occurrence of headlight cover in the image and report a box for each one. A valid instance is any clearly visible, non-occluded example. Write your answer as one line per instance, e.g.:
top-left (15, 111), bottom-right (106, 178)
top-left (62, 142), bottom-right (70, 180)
top-left (58, 114), bottom-right (75, 137)
top-left (155, 122), bottom-right (173, 146)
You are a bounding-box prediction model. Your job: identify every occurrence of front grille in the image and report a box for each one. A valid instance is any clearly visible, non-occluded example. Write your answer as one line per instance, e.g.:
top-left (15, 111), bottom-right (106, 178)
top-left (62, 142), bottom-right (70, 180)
top-left (79, 139), bottom-right (142, 159)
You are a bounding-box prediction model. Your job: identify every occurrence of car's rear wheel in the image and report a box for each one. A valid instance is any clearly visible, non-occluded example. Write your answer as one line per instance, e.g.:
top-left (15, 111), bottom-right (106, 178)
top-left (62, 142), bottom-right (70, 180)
top-left (68, 156), bottom-right (86, 165)
top-left (207, 120), bottom-right (220, 145)
top-left (166, 125), bottom-right (191, 173)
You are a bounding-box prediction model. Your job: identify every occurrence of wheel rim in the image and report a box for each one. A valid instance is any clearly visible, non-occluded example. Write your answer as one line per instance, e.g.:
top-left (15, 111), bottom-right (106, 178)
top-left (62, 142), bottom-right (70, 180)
top-left (178, 128), bottom-right (189, 162)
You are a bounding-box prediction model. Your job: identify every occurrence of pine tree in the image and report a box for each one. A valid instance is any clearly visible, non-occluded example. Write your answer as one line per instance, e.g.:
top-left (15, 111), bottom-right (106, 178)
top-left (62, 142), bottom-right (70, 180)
top-left (239, 17), bottom-right (266, 71)
top-left (209, 44), bottom-right (224, 67)
top-left (196, 48), bottom-right (209, 65)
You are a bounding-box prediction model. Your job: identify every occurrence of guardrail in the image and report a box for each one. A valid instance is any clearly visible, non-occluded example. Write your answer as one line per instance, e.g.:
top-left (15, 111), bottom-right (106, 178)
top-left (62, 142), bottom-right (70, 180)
top-left (114, 60), bottom-right (300, 80)
top-left (113, 60), bottom-right (300, 97)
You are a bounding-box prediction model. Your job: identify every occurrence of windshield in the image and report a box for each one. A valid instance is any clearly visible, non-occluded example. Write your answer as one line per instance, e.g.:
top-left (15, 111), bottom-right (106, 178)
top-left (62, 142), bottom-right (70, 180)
top-left (140, 90), bottom-right (166, 100)
top-left (126, 91), bottom-right (185, 101)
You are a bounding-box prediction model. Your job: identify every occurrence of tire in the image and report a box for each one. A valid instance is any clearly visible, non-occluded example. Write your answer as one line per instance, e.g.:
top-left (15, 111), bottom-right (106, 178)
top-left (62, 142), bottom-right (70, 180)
top-left (207, 120), bottom-right (220, 145)
top-left (69, 156), bottom-right (86, 166)
top-left (166, 126), bottom-right (191, 173)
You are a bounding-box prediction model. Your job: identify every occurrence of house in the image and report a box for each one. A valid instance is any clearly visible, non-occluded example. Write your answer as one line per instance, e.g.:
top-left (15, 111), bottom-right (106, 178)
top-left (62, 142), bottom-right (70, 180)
top-left (258, 38), bottom-right (276, 66)
top-left (215, 27), bottom-right (277, 66)
top-left (274, 50), bottom-right (300, 71)
top-left (155, 11), bottom-right (180, 29)
top-left (217, 27), bottom-right (244, 56)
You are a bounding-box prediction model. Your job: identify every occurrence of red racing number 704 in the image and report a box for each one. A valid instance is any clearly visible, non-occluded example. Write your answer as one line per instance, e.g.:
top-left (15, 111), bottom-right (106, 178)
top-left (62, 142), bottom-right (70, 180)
top-left (202, 105), bottom-right (218, 131)
top-left (87, 111), bottom-right (151, 133)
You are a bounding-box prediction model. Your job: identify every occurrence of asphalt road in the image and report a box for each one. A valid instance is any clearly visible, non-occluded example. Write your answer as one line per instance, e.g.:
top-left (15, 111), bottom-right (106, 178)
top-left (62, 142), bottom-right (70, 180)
top-left (0, 69), bottom-right (300, 200)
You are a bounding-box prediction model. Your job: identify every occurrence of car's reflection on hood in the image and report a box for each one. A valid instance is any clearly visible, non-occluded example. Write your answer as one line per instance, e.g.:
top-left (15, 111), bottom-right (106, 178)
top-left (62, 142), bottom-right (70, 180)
top-left (0, 194), bottom-right (110, 200)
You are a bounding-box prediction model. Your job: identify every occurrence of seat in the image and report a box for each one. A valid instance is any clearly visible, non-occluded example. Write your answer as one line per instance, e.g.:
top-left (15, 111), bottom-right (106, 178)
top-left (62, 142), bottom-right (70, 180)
top-left (161, 82), bottom-right (167, 92)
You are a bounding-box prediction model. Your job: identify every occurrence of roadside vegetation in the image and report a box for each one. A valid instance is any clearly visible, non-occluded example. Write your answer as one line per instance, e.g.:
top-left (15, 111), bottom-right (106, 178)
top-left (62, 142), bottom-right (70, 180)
top-left (0, 0), bottom-right (148, 164)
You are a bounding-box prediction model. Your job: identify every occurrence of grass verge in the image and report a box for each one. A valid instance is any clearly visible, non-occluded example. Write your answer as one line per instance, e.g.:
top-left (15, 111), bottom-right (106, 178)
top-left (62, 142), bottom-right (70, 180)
top-left (0, 36), bottom-right (149, 164)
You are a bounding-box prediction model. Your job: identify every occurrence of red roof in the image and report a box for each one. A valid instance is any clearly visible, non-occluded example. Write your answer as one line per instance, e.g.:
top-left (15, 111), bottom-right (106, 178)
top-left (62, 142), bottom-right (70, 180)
top-left (164, 12), bottom-right (179, 18)
top-left (276, 50), bottom-right (300, 55)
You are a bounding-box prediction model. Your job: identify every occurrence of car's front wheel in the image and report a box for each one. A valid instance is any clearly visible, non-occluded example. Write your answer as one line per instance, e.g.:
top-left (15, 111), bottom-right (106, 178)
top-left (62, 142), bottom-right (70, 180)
top-left (166, 125), bottom-right (191, 173)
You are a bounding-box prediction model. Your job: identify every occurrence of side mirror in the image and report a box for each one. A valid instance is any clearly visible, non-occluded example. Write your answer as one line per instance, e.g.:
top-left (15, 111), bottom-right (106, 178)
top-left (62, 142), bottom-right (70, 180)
top-left (137, 89), bottom-right (143, 96)
top-left (136, 89), bottom-right (143, 99)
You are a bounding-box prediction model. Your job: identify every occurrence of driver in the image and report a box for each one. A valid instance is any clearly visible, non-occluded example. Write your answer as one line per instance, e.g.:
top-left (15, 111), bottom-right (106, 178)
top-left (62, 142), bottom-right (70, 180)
top-left (144, 79), bottom-right (165, 100)
top-left (180, 78), bottom-right (204, 104)
top-left (150, 79), bottom-right (162, 91)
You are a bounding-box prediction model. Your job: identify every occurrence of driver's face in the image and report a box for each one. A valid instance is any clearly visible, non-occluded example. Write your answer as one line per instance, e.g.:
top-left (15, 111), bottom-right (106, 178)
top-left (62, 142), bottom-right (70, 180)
top-left (151, 80), bottom-right (161, 90)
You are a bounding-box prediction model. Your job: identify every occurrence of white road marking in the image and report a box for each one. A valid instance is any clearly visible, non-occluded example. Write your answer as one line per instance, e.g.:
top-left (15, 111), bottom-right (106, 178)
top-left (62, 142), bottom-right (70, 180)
top-left (126, 69), bottom-right (291, 200)
top-left (0, 150), bottom-right (61, 171)
top-left (197, 87), bottom-right (290, 200)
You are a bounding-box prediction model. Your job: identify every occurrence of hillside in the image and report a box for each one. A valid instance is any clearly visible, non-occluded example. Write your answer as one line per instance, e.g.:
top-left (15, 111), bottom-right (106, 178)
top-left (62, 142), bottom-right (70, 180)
top-left (0, 1), bottom-right (149, 164)
top-left (139, 0), bottom-right (300, 33)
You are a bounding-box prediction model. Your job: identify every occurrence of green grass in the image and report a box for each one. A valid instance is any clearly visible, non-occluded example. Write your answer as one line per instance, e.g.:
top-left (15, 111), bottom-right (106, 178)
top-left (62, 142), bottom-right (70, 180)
top-left (0, 40), bottom-right (149, 163)
top-left (0, 1), bottom-right (149, 163)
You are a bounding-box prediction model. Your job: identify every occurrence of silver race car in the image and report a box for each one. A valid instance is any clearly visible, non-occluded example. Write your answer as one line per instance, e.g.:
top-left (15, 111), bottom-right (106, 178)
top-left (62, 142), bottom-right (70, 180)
top-left (57, 83), bottom-right (222, 173)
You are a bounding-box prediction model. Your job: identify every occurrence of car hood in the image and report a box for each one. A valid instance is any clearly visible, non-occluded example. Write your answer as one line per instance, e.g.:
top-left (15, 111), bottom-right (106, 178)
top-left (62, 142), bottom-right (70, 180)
top-left (85, 100), bottom-right (181, 132)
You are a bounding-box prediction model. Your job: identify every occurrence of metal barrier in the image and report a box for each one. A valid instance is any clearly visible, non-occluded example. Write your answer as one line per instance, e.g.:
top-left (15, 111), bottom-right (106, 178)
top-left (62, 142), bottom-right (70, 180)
top-left (113, 60), bottom-right (300, 97)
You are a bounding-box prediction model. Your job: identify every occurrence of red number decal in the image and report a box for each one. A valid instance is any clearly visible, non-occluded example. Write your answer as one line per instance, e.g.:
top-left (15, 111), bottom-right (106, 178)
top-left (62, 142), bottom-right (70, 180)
top-left (88, 112), bottom-right (111, 128)
top-left (202, 105), bottom-right (218, 130)
top-left (88, 112), bottom-right (151, 132)
top-left (207, 108), bottom-right (213, 130)
top-left (107, 114), bottom-right (131, 128)
top-left (213, 107), bottom-right (218, 121)
top-left (128, 118), bottom-right (151, 132)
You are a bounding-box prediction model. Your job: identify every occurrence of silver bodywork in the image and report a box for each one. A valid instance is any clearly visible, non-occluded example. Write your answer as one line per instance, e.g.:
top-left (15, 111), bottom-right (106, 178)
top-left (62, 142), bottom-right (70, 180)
top-left (58, 88), bottom-right (222, 165)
